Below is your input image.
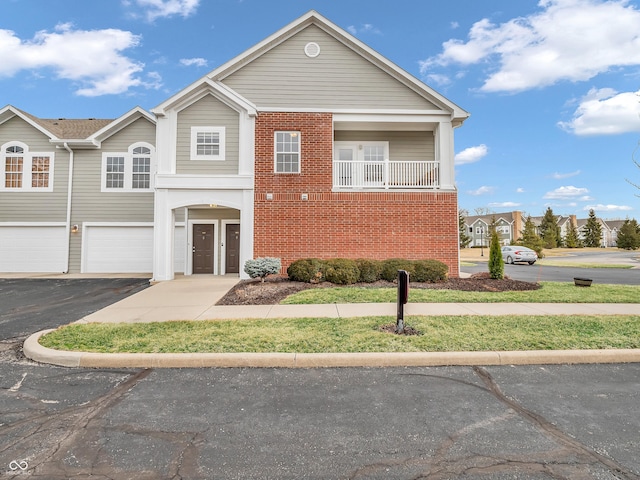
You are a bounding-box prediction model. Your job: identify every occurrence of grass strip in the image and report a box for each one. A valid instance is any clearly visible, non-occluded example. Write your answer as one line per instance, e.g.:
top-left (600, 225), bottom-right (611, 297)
top-left (281, 282), bottom-right (640, 304)
top-left (40, 315), bottom-right (640, 354)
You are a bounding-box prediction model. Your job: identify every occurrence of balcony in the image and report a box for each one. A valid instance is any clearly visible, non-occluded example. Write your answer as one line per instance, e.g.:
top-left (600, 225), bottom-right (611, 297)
top-left (332, 160), bottom-right (439, 190)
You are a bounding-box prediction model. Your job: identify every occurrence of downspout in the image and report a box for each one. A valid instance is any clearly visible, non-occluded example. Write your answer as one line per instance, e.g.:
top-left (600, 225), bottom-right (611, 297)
top-left (63, 142), bottom-right (74, 274)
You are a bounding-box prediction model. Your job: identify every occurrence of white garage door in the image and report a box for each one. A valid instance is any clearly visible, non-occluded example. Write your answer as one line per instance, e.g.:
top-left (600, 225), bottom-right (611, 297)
top-left (0, 225), bottom-right (67, 272)
top-left (84, 225), bottom-right (153, 273)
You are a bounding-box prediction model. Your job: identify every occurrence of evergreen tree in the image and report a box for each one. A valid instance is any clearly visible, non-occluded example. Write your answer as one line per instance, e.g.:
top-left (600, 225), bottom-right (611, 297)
top-left (459, 210), bottom-right (471, 248)
top-left (488, 230), bottom-right (504, 279)
top-left (616, 219), bottom-right (640, 250)
top-left (582, 209), bottom-right (603, 247)
top-left (563, 221), bottom-right (583, 248)
top-left (539, 207), bottom-right (559, 249)
top-left (520, 215), bottom-right (545, 258)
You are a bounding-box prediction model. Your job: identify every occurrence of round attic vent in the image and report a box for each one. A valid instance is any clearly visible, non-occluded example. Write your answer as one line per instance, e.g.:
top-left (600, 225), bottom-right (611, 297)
top-left (304, 42), bottom-right (320, 58)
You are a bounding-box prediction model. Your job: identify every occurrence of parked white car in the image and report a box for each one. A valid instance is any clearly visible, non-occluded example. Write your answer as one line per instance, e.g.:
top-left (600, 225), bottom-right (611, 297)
top-left (501, 246), bottom-right (538, 265)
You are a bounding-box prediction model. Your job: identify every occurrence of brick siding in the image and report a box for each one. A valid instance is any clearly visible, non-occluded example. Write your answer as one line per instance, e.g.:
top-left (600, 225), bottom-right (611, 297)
top-left (254, 112), bottom-right (460, 277)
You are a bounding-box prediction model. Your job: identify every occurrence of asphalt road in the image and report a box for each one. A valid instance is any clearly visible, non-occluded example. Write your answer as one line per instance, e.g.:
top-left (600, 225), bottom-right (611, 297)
top-left (462, 249), bottom-right (640, 285)
top-left (1, 278), bottom-right (640, 479)
top-left (2, 362), bottom-right (639, 479)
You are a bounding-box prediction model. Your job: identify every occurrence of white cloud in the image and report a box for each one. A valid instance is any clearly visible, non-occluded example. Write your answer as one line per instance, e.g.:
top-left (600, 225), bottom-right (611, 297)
top-left (420, 0), bottom-right (640, 93)
top-left (543, 185), bottom-right (589, 199)
top-left (558, 88), bottom-right (640, 136)
top-left (550, 170), bottom-right (581, 179)
top-left (584, 204), bottom-right (633, 212)
top-left (516, 187), bottom-right (525, 193)
top-left (488, 201), bottom-right (521, 208)
top-left (0, 24), bottom-right (156, 96)
top-left (130, 0), bottom-right (200, 22)
top-left (347, 23), bottom-right (381, 36)
top-left (455, 144), bottom-right (488, 165)
top-left (468, 185), bottom-right (495, 196)
top-left (426, 73), bottom-right (451, 87)
top-left (180, 57), bottom-right (208, 67)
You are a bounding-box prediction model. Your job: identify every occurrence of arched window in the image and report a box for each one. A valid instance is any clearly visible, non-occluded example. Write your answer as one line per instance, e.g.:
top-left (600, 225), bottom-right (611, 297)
top-left (102, 142), bottom-right (154, 192)
top-left (1, 142), bottom-right (53, 191)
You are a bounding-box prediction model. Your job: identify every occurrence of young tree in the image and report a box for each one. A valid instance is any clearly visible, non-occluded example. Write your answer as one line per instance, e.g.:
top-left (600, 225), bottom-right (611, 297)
top-left (520, 215), bottom-right (544, 258)
top-left (539, 207), bottom-right (560, 249)
top-left (488, 229), bottom-right (504, 279)
top-left (563, 221), bottom-right (583, 248)
top-left (616, 219), bottom-right (640, 250)
top-left (582, 209), bottom-right (603, 247)
top-left (459, 210), bottom-right (471, 248)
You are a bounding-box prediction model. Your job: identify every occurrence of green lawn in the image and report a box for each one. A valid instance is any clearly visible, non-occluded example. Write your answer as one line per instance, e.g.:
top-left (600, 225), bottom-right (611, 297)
top-left (281, 282), bottom-right (640, 304)
top-left (40, 315), bottom-right (640, 354)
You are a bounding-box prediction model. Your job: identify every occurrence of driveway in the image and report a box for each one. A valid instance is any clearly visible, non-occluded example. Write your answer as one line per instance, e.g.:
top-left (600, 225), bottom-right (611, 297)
top-left (0, 278), bottom-right (150, 340)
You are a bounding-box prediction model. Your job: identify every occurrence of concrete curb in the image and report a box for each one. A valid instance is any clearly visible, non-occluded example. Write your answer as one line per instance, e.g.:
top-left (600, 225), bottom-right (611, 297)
top-left (24, 329), bottom-right (640, 368)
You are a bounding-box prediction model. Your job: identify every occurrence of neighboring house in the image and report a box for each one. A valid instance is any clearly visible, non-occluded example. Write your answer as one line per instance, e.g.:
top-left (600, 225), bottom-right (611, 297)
top-left (602, 219), bottom-right (625, 247)
top-left (462, 210), bottom-right (625, 248)
top-left (1, 11), bottom-right (469, 280)
top-left (464, 212), bottom-right (523, 247)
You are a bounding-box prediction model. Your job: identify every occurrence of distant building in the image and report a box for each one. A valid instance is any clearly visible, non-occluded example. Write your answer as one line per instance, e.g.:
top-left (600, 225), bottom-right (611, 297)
top-left (462, 211), bottom-right (627, 247)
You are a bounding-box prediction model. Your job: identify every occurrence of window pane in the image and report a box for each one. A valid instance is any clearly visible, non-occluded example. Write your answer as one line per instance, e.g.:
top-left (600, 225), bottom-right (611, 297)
top-left (5, 156), bottom-right (23, 188)
top-left (31, 156), bottom-right (50, 188)
top-left (275, 132), bottom-right (300, 173)
top-left (6, 146), bottom-right (24, 154)
top-left (132, 156), bottom-right (150, 189)
top-left (106, 156), bottom-right (124, 188)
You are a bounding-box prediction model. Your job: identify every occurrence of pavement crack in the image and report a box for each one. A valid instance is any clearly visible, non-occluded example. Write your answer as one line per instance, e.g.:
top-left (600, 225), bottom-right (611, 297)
top-left (1, 368), bottom-right (153, 478)
top-left (473, 365), bottom-right (640, 480)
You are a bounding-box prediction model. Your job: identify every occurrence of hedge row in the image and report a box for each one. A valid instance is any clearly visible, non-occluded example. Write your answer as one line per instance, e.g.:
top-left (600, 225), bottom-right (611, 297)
top-left (286, 258), bottom-right (448, 285)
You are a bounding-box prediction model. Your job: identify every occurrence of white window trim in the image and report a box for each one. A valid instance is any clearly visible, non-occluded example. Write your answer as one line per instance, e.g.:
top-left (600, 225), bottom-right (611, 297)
top-left (274, 131), bottom-right (301, 174)
top-left (190, 126), bottom-right (226, 161)
top-left (0, 141), bottom-right (54, 192)
top-left (101, 142), bottom-right (155, 193)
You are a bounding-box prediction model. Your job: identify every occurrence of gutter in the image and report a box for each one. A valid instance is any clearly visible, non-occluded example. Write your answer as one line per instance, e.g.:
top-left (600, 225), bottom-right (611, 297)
top-left (62, 142), bottom-right (74, 274)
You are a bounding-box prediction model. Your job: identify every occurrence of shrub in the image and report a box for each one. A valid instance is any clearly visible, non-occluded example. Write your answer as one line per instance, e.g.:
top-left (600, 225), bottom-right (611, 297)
top-left (323, 259), bottom-right (360, 285)
top-left (412, 259), bottom-right (448, 283)
top-left (380, 259), bottom-right (415, 282)
top-left (287, 258), bottom-right (325, 283)
top-left (355, 259), bottom-right (383, 283)
top-left (488, 231), bottom-right (505, 279)
top-left (244, 257), bottom-right (281, 282)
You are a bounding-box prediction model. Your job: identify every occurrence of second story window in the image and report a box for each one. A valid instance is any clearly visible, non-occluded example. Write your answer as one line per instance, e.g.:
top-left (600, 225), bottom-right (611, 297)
top-left (1, 142), bottom-right (53, 192)
top-left (275, 131), bottom-right (300, 173)
top-left (102, 143), bottom-right (154, 192)
top-left (191, 126), bottom-right (225, 161)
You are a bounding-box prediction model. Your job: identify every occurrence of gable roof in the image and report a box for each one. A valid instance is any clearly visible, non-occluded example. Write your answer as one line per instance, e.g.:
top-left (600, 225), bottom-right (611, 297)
top-left (1, 105), bottom-right (155, 148)
top-left (154, 11), bottom-right (469, 124)
top-left (212, 10), bottom-right (468, 122)
top-left (0, 104), bottom-right (113, 143)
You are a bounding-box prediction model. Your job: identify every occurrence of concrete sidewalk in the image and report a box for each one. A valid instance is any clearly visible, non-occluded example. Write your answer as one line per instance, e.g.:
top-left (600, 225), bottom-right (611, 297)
top-left (23, 275), bottom-right (640, 368)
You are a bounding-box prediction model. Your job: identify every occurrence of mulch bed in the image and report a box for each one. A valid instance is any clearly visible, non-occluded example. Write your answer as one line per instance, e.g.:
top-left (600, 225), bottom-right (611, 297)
top-left (216, 272), bottom-right (540, 306)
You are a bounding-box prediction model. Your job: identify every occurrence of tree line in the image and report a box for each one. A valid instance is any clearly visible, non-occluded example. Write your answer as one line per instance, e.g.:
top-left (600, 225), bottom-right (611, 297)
top-left (459, 208), bottom-right (640, 256)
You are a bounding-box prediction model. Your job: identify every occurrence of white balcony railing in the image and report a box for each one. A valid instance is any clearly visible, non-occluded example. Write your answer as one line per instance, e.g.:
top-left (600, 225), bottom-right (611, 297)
top-left (332, 160), bottom-right (439, 189)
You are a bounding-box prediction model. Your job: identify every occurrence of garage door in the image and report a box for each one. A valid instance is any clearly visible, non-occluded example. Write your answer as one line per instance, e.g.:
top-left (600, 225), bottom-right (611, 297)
top-left (0, 225), bottom-right (67, 272)
top-left (84, 225), bottom-right (153, 273)
top-left (83, 224), bottom-right (186, 274)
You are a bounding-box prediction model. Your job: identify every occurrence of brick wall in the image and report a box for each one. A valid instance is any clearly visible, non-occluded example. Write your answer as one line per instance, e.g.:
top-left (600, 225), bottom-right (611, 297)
top-left (254, 112), bottom-right (460, 277)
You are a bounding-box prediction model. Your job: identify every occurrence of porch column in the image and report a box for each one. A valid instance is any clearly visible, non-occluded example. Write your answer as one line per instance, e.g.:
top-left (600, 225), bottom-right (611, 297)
top-left (435, 121), bottom-right (455, 190)
top-left (239, 188), bottom-right (254, 280)
top-left (152, 189), bottom-right (175, 281)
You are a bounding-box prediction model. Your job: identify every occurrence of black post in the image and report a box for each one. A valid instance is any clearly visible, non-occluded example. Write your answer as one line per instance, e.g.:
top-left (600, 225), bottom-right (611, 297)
top-left (396, 270), bottom-right (409, 333)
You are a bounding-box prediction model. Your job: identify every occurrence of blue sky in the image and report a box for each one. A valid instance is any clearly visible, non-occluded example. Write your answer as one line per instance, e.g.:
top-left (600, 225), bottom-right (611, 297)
top-left (2, 0), bottom-right (640, 219)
